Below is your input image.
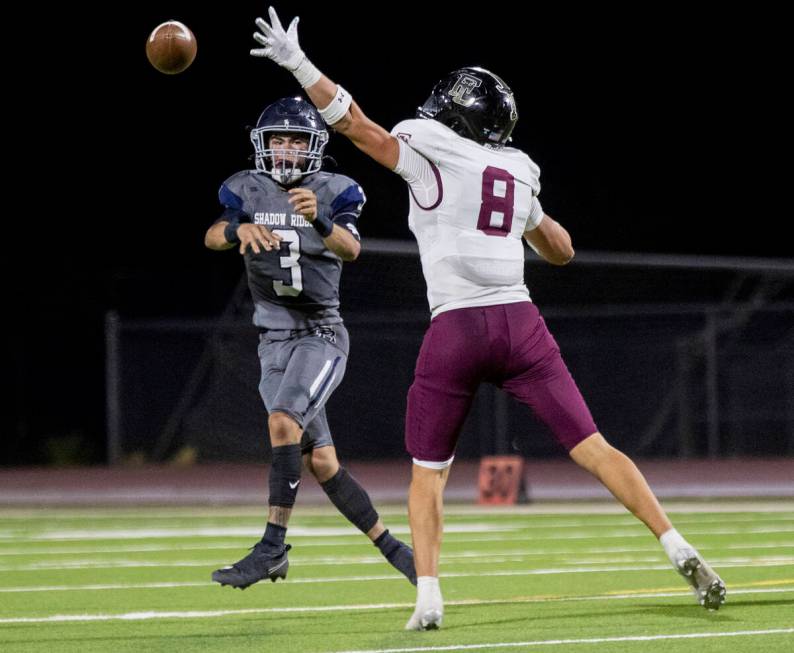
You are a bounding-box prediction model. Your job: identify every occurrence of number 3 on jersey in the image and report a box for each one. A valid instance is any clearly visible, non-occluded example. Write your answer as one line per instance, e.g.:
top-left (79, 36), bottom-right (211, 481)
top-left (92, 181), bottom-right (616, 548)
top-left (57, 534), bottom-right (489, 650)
top-left (477, 166), bottom-right (515, 237)
top-left (273, 229), bottom-right (302, 296)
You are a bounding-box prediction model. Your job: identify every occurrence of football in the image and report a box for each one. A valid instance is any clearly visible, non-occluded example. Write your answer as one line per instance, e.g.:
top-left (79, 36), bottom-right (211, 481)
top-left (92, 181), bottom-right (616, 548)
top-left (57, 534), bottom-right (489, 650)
top-left (146, 21), bottom-right (197, 75)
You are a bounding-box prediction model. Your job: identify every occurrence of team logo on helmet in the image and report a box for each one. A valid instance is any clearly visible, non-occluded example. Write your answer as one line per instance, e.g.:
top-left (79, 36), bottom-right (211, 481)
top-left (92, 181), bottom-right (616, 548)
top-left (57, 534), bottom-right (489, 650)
top-left (449, 74), bottom-right (482, 107)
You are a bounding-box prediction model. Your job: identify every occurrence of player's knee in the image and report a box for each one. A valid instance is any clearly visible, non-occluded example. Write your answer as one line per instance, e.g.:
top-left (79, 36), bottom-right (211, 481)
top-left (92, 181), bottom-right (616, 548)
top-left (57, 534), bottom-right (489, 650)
top-left (569, 431), bottom-right (613, 471)
top-left (268, 411), bottom-right (301, 446)
top-left (309, 447), bottom-right (339, 483)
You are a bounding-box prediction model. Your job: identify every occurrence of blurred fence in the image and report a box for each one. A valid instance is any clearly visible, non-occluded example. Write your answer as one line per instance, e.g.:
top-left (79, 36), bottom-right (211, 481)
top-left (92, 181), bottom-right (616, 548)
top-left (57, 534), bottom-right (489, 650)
top-left (106, 242), bottom-right (794, 463)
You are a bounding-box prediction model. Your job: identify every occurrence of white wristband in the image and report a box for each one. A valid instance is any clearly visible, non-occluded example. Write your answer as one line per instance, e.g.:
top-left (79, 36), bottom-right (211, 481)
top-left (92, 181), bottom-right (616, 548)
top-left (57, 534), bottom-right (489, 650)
top-left (292, 56), bottom-right (321, 88)
top-left (319, 85), bottom-right (352, 125)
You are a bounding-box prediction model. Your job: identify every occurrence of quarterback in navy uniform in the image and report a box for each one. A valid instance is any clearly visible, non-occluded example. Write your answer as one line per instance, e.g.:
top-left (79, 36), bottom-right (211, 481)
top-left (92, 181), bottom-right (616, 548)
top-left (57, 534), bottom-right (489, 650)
top-left (206, 96), bottom-right (415, 590)
top-left (250, 9), bottom-right (727, 629)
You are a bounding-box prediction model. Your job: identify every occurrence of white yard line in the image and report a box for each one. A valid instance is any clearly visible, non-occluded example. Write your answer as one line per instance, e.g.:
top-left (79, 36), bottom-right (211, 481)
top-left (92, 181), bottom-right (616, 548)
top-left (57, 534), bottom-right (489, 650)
top-left (1, 559), bottom-right (792, 586)
top-left (0, 502), bottom-right (791, 520)
top-left (0, 540), bottom-right (792, 559)
top-left (1, 513), bottom-right (792, 539)
top-left (436, 502), bottom-right (794, 516)
top-left (1, 540), bottom-right (792, 558)
top-left (2, 553), bottom-right (793, 573)
top-left (447, 515), bottom-right (794, 529)
top-left (328, 628), bottom-right (794, 653)
top-left (0, 523), bottom-right (512, 542)
top-left (4, 523), bottom-right (794, 544)
top-left (0, 581), bottom-right (210, 593)
top-left (0, 587), bottom-right (791, 621)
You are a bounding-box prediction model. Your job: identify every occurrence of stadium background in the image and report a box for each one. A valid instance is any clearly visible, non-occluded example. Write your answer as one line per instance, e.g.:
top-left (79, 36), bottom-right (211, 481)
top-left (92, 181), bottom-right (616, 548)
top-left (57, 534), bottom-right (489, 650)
top-left (4, 3), bottom-right (790, 466)
top-left (2, 8), bottom-right (792, 652)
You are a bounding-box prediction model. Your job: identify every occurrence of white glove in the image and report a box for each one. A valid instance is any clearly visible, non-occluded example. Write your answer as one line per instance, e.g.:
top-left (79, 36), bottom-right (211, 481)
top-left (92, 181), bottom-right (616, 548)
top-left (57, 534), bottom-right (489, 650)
top-left (250, 7), bottom-right (305, 71)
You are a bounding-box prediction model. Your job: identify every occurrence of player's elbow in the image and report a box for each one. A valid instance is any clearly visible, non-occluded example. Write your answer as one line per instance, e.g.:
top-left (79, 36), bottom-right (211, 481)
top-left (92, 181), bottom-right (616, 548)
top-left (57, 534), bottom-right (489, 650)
top-left (331, 114), bottom-right (354, 136)
top-left (340, 241), bottom-right (361, 262)
top-left (205, 225), bottom-right (233, 251)
top-left (548, 245), bottom-right (575, 266)
top-left (204, 233), bottom-right (224, 251)
top-left (337, 101), bottom-right (369, 137)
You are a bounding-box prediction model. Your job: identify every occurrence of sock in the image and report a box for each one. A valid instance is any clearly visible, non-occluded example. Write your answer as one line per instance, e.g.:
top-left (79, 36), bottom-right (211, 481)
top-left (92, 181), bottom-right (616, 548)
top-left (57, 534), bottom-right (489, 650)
top-left (268, 444), bottom-right (302, 508)
top-left (262, 522), bottom-right (287, 550)
top-left (373, 529), bottom-right (395, 551)
top-left (320, 467), bottom-right (379, 533)
top-left (416, 576), bottom-right (443, 610)
top-left (374, 529), bottom-right (417, 585)
top-left (660, 527), bottom-right (692, 565)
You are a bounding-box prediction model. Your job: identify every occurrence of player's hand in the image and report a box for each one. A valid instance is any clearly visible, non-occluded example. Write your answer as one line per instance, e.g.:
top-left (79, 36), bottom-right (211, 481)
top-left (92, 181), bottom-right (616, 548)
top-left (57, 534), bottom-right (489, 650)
top-left (236, 223), bottom-right (283, 255)
top-left (251, 7), bottom-right (304, 71)
top-left (288, 187), bottom-right (317, 221)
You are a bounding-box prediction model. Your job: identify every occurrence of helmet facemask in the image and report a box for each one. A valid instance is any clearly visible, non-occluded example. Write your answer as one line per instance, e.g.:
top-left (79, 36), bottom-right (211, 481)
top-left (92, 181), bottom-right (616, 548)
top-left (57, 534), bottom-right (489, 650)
top-left (250, 124), bottom-right (328, 185)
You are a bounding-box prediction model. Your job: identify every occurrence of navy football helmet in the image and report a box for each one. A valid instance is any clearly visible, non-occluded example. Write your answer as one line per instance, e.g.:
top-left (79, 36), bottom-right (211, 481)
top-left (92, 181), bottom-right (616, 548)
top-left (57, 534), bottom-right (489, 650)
top-left (417, 67), bottom-right (518, 147)
top-left (250, 96), bottom-right (329, 184)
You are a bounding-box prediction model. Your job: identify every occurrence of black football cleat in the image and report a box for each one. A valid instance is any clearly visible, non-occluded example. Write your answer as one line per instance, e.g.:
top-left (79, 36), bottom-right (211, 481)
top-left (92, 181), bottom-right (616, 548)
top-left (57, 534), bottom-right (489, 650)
top-left (212, 542), bottom-right (291, 589)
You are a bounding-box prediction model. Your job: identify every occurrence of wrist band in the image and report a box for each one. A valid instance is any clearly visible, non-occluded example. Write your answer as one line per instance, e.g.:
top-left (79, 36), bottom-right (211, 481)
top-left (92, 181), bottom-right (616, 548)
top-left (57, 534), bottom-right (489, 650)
top-left (292, 56), bottom-right (322, 88)
top-left (224, 220), bottom-right (241, 244)
top-left (319, 85), bottom-right (352, 125)
top-left (311, 213), bottom-right (334, 238)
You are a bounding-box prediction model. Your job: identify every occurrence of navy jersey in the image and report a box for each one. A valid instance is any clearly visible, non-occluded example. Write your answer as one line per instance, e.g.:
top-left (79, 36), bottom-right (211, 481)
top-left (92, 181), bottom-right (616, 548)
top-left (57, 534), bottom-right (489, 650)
top-left (217, 171), bottom-right (366, 330)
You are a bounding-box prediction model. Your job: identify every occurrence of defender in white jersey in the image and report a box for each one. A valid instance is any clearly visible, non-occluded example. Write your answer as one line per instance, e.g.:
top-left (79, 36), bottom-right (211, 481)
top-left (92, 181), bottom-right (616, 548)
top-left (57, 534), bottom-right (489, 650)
top-left (250, 7), bottom-right (727, 629)
top-left (391, 116), bottom-right (542, 317)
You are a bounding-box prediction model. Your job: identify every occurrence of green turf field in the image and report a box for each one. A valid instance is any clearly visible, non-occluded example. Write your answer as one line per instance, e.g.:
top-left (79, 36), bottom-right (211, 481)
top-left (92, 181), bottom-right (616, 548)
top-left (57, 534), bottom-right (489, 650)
top-left (0, 503), bottom-right (792, 652)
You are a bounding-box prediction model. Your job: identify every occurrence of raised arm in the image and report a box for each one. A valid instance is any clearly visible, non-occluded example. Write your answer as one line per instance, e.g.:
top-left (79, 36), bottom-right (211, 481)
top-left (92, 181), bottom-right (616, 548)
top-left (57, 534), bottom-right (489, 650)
top-left (250, 7), bottom-right (400, 170)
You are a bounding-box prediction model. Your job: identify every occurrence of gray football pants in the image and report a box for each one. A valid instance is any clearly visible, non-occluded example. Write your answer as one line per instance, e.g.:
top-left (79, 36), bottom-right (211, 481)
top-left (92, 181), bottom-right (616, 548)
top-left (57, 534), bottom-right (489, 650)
top-left (257, 324), bottom-right (349, 453)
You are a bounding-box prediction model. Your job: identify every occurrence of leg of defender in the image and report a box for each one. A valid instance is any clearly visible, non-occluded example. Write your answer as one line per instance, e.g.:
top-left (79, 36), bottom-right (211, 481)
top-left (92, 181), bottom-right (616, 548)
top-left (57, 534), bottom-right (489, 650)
top-left (569, 433), bottom-right (726, 609)
top-left (405, 461), bottom-right (450, 630)
top-left (500, 303), bottom-right (726, 610)
top-left (402, 308), bottom-right (487, 629)
top-left (569, 433), bottom-right (672, 537)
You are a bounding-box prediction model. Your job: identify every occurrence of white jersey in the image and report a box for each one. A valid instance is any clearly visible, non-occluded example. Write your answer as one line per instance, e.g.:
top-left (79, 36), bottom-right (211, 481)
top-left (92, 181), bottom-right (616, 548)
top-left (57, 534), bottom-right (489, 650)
top-left (391, 118), bottom-right (544, 318)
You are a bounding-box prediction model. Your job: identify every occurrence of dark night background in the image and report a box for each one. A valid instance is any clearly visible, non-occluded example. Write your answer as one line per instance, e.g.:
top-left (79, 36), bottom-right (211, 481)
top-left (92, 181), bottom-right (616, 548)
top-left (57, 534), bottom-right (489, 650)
top-left (4, 4), bottom-right (787, 464)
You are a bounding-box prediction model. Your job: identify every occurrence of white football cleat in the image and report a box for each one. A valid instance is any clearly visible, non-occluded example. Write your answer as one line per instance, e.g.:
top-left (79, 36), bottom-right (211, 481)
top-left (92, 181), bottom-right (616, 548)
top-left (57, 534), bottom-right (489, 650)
top-left (405, 606), bottom-right (443, 630)
top-left (675, 547), bottom-right (727, 610)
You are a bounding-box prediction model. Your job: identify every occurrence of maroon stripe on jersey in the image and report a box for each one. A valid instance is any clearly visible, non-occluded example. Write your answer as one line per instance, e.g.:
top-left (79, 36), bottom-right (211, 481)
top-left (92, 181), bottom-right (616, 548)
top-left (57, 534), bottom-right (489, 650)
top-left (407, 161), bottom-right (443, 210)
